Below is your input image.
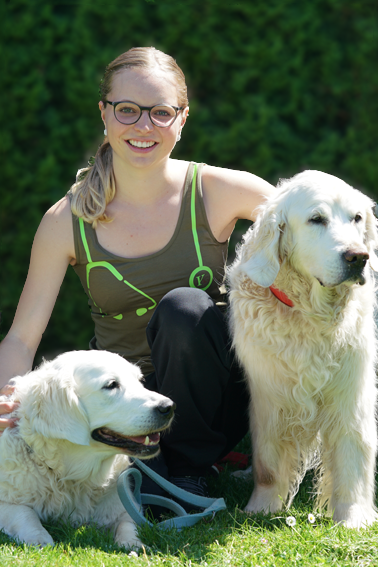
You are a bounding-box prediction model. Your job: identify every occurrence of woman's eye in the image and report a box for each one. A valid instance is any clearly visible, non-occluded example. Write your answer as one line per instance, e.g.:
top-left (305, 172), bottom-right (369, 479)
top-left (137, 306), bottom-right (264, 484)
top-left (120, 107), bottom-right (136, 114)
top-left (102, 380), bottom-right (119, 390)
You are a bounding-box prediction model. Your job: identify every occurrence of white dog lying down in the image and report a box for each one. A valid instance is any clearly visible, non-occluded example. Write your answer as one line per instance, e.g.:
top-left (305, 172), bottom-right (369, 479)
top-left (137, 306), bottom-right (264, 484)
top-left (0, 350), bottom-right (175, 547)
top-left (228, 170), bottom-right (378, 528)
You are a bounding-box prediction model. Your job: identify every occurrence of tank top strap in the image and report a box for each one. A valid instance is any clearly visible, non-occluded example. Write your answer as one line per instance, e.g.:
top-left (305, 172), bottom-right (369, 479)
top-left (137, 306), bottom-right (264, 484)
top-left (71, 213), bottom-right (99, 265)
top-left (181, 162), bottom-right (220, 247)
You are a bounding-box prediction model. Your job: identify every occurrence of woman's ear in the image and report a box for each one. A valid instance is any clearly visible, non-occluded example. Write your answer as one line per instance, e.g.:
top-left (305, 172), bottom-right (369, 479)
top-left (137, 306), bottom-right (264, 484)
top-left (180, 106), bottom-right (189, 128)
top-left (99, 101), bottom-right (106, 125)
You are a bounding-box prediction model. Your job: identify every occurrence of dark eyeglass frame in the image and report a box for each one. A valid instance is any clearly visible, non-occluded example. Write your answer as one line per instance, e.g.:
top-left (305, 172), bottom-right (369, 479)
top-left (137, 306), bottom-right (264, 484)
top-left (105, 100), bottom-right (184, 127)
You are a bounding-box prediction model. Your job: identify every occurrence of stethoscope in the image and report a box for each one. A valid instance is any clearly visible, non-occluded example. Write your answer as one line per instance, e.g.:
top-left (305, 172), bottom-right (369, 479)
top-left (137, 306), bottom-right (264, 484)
top-left (79, 163), bottom-right (214, 319)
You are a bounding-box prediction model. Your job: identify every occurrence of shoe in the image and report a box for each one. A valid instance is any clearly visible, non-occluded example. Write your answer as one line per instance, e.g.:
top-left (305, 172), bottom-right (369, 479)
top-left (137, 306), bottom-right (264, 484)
top-left (169, 475), bottom-right (209, 512)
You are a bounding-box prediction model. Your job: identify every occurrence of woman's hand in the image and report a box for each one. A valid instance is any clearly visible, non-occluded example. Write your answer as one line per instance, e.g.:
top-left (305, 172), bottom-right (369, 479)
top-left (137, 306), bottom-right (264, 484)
top-left (0, 384), bottom-right (19, 435)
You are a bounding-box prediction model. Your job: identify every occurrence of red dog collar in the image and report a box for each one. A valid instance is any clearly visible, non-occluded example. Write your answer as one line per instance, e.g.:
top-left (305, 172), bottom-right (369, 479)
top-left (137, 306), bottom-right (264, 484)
top-left (269, 285), bottom-right (294, 307)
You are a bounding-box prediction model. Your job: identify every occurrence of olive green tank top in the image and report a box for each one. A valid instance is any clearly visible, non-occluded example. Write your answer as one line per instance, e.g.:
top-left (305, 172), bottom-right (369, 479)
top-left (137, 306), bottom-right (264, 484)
top-left (71, 162), bottom-right (228, 376)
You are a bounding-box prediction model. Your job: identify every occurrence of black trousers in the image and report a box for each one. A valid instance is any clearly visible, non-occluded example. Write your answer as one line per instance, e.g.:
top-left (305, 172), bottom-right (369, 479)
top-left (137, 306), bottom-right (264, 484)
top-left (143, 287), bottom-right (250, 478)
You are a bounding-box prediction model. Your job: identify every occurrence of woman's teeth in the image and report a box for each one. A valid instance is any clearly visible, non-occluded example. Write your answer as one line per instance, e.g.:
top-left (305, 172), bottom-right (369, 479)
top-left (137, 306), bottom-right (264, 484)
top-left (129, 140), bottom-right (156, 148)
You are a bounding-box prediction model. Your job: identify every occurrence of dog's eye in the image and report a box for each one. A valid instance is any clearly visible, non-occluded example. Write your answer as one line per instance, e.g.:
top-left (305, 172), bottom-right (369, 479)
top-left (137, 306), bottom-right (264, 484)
top-left (354, 213), bottom-right (362, 223)
top-left (309, 216), bottom-right (326, 225)
top-left (102, 380), bottom-right (120, 390)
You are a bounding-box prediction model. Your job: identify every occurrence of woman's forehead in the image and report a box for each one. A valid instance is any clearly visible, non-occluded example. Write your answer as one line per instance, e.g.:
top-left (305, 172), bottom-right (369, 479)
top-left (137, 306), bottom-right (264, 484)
top-left (109, 67), bottom-right (179, 105)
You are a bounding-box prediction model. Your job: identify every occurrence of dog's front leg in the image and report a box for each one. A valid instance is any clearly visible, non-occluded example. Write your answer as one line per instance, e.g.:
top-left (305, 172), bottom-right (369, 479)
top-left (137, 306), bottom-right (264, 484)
top-left (0, 502), bottom-right (54, 547)
top-left (244, 399), bottom-right (290, 514)
top-left (94, 484), bottom-right (142, 549)
top-left (114, 511), bottom-right (142, 549)
top-left (321, 402), bottom-right (378, 528)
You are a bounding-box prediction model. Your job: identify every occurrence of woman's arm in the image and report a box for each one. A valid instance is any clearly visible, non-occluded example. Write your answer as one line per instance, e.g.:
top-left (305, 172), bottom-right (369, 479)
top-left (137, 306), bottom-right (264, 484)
top-left (0, 196), bottom-right (75, 431)
top-left (201, 165), bottom-right (275, 242)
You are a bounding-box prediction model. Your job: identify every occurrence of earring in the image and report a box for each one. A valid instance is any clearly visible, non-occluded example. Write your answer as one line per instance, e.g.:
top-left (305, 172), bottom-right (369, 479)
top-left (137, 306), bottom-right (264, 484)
top-left (104, 128), bottom-right (107, 136)
top-left (176, 131), bottom-right (181, 142)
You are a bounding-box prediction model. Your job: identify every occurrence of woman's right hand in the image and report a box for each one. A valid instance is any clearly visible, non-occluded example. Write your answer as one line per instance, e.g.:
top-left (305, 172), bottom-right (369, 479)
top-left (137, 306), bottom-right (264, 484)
top-left (0, 384), bottom-right (19, 435)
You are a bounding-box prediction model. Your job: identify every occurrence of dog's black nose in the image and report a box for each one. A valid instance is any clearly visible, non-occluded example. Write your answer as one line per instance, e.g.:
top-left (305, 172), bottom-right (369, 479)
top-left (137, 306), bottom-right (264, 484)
top-left (157, 400), bottom-right (176, 418)
top-left (343, 250), bottom-right (369, 269)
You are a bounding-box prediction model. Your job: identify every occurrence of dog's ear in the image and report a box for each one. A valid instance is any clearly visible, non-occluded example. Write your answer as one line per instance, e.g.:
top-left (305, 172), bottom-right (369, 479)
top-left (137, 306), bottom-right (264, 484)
top-left (21, 363), bottom-right (91, 446)
top-left (365, 204), bottom-right (378, 271)
top-left (241, 203), bottom-right (284, 287)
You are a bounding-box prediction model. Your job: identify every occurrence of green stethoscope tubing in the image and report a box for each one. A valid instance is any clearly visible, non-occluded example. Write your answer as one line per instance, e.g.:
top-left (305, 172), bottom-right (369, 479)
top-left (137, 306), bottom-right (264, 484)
top-left (188, 164), bottom-right (214, 291)
top-left (79, 219), bottom-right (156, 318)
top-left (79, 163), bottom-right (213, 318)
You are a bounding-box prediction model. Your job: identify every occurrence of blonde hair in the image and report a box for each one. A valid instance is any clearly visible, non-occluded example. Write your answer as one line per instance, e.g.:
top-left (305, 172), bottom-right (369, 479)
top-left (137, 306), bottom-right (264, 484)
top-left (69, 47), bottom-right (188, 226)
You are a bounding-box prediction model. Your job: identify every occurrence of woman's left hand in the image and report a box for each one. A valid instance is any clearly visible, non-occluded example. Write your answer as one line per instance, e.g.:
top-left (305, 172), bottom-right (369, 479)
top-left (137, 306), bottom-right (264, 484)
top-left (0, 384), bottom-right (19, 436)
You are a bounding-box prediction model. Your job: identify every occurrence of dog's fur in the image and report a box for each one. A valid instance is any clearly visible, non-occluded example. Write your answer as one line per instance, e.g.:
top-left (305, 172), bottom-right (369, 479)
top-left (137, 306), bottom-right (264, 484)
top-left (0, 350), bottom-right (174, 547)
top-left (228, 170), bottom-right (378, 528)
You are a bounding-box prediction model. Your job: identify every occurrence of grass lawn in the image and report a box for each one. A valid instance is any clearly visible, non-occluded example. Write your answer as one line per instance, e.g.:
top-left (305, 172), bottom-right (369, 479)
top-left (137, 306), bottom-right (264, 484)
top-left (1, 449), bottom-right (377, 567)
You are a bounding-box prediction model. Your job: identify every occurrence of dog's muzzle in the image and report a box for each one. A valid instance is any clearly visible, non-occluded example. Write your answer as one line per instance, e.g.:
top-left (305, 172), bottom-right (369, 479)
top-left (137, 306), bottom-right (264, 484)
top-left (91, 400), bottom-right (176, 457)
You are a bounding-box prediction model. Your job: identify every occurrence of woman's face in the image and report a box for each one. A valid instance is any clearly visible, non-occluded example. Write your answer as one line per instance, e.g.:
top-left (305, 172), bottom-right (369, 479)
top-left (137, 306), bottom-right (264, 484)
top-left (99, 67), bottom-right (188, 170)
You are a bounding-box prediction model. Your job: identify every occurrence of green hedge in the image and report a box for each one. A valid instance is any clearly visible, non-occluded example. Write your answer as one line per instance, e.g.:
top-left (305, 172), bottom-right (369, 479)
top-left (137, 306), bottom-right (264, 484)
top-left (2, 0), bottom-right (378, 358)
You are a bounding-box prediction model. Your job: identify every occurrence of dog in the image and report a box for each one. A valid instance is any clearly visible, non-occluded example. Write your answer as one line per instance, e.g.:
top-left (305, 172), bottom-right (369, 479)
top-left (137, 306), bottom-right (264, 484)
top-left (228, 170), bottom-right (378, 528)
top-left (0, 350), bottom-right (175, 547)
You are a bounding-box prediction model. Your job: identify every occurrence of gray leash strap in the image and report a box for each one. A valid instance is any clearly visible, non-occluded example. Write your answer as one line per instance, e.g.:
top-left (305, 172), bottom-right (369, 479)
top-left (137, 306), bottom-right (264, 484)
top-left (117, 458), bottom-right (227, 530)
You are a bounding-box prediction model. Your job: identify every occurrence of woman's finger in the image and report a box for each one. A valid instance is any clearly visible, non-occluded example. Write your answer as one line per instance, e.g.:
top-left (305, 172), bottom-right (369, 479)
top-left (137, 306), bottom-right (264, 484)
top-left (0, 384), bottom-right (15, 396)
top-left (0, 417), bottom-right (18, 435)
top-left (0, 400), bottom-right (19, 415)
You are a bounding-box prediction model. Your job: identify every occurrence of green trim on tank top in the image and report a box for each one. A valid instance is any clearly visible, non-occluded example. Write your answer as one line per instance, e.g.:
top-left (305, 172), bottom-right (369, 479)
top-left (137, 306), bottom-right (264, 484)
top-left (77, 163), bottom-right (214, 319)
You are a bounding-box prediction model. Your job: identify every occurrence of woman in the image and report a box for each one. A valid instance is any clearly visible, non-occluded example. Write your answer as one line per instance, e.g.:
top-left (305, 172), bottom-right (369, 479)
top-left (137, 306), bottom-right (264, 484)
top-left (0, 47), bottom-right (274, 497)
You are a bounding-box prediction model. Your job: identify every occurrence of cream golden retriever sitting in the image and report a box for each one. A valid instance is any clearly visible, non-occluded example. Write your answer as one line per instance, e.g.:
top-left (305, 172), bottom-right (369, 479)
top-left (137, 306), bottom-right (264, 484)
top-left (228, 170), bottom-right (378, 528)
top-left (0, 350), bottom-right (175, 547)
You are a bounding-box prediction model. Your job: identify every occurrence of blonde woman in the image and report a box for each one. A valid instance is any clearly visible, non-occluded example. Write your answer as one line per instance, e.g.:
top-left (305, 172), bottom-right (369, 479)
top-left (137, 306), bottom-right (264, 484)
top-left (0, 48), bottom-right (274, 503)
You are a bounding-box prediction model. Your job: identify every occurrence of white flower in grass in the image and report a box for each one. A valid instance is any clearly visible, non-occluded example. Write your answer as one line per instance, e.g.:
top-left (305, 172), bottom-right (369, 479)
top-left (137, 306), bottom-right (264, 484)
top-left (308, 513), bottom-right (316, 524)
top-left (128, 550), bottom-right (138, 558)
top-left (286, 515), bottom-right (296, 527)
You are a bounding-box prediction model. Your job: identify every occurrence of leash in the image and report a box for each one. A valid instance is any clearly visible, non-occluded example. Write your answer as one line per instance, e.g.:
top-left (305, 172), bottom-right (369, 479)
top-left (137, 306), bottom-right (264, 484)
top-left (117, 458), bottom-right (227, 530)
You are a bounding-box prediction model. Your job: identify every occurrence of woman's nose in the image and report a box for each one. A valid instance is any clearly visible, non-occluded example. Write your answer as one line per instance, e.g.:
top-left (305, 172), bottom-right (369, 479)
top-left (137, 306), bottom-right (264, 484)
top-left (134, 110), bottom-right (154, 131)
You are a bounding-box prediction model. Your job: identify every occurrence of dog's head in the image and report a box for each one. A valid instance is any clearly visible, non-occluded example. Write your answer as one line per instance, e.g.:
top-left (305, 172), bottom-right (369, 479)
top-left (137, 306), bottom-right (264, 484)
top-left (14, 350), bottom-right (175, 458)
top-left (237, 170), bottom-right (378, 289)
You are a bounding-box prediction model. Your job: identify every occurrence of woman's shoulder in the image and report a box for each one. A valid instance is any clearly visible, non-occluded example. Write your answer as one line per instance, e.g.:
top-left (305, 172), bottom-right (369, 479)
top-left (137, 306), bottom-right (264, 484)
top-left (201, 165), bottom-right (275, 225)
top-left (44, 194), bottom-right (71, 217)
top-left (36, 195), bottom-right (76, 260)
top-left (202, 164), bottom-right (274, 194)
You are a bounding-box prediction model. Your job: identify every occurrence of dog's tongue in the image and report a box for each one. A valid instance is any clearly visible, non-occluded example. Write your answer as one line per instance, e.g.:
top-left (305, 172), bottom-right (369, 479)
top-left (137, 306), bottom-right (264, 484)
top-left (128, 432), bottom-right (160, 445)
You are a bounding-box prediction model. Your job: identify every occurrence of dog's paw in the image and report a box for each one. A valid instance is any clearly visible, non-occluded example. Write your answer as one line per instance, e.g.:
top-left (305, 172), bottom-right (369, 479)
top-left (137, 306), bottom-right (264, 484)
top-left (244, 485), bottom-right (283, 515)
top-left (116, 536), bottom-right (143, 550)
top-left (333, 503), bottom-right (377, 529)
top-left (21, 531), bottom-right (55, 548)
top-left (115, 520), bottom-right (143, 549)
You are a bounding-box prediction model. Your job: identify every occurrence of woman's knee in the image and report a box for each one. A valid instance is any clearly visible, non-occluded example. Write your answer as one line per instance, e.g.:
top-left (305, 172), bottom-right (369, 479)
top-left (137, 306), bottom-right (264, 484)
top-left (148, 287), bottom-right (220, 332)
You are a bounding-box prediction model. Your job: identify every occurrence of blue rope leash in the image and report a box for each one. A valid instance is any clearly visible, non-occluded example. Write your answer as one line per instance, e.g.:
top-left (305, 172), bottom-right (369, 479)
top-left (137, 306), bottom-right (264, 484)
top-left (117, 458), bottom-right (227, 530)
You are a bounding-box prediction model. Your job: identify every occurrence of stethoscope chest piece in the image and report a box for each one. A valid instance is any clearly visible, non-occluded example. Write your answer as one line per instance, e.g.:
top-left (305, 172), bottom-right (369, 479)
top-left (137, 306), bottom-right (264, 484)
top-left (189, 266), bottom-right (213, 291)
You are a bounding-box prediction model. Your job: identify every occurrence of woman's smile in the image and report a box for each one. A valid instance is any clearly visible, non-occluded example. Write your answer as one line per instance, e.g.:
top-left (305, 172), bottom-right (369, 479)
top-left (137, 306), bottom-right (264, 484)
top-left (126, 139), bottom-right (158, 152)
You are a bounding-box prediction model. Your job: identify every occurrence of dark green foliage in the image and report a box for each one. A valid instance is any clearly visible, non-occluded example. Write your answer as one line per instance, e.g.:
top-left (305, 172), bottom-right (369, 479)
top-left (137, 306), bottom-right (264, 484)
top-left (2, 0), bottom-right (378, 357)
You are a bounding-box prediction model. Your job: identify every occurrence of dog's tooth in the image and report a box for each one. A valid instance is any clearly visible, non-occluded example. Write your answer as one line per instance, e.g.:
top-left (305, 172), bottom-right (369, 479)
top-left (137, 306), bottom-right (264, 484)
top-left (143, 436), bottom-right (150, 446)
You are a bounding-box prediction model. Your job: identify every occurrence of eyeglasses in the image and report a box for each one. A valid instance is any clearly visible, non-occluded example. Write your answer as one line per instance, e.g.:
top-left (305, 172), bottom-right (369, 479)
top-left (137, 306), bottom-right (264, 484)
top-left (105, 100), bottom-right (183, 128)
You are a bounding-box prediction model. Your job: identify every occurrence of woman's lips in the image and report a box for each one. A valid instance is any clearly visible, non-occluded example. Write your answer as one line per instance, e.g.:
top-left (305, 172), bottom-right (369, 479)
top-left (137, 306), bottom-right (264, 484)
top-left (126, 139), bottom-right (158, 153)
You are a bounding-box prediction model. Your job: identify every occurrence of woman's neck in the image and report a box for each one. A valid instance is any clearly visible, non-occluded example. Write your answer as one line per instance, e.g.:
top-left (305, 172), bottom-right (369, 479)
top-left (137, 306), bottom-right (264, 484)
top-left (112, 154), bottom-right (179, 206)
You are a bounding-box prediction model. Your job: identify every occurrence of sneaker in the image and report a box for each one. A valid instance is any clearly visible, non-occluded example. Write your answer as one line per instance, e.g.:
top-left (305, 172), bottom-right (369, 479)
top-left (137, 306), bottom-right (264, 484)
top-left (169, 475), bottom-right (209, 512)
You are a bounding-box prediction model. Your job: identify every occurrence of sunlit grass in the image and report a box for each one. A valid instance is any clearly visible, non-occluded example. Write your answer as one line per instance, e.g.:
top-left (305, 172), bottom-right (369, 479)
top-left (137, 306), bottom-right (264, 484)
top-left (1, 458), bottom-right (378, 566)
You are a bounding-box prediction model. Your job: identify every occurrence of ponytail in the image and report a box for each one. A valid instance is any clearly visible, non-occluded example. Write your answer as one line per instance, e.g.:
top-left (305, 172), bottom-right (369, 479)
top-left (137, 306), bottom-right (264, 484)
top-left (69, 141), bottom-right (115, 227)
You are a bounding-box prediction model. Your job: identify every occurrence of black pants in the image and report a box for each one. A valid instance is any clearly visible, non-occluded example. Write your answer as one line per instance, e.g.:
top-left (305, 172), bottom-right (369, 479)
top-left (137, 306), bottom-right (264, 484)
top-left (143, 287), bottom-right (250, 479)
